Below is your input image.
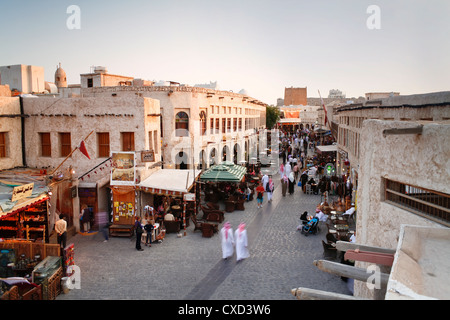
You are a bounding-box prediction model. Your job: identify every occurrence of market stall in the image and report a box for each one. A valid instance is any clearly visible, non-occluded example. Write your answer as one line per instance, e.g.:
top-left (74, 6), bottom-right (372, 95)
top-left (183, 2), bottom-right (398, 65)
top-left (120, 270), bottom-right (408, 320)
top-left (200, 162), bottom-right (247, 212)
top-left (109, 152), bottom-right (137, 237)
top-left (137, 169), bottom-right (201, 236)
top-left (0, 177), bottom-right (50, 243)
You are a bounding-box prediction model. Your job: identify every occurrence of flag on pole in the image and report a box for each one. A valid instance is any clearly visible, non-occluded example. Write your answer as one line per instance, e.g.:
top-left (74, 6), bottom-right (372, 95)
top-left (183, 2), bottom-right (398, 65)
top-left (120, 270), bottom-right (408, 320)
top-left (79, 140), bottom-right (91, 159)
top-left (318, 90), bottom-right (329, 127)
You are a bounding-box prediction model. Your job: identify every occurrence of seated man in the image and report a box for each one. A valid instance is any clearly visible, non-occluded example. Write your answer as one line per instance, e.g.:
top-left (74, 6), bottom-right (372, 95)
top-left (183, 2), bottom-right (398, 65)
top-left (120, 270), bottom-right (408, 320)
top-left (164, 212), bottom-right (175, 221)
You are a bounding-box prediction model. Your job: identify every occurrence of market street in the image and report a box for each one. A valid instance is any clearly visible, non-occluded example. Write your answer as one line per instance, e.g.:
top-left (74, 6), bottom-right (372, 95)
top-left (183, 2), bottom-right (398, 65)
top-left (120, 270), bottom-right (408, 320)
top-left (57, 175), bottom-right (351, 300)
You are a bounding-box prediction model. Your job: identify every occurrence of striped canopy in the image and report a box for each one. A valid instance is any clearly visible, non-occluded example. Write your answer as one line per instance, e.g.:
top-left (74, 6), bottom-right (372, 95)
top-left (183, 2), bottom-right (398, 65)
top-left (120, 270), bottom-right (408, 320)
top-left (200, 162), bottom-right (247, 182)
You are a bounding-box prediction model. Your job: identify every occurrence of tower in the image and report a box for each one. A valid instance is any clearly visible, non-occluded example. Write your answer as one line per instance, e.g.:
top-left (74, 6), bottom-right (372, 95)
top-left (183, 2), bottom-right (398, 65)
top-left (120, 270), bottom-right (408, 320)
top-left (55, 63), bottom-right (68, 88)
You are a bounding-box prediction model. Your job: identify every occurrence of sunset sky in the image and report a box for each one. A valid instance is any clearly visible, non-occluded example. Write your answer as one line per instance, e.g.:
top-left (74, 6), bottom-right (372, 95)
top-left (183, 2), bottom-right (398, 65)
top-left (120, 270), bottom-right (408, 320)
top-left (1, 0), bottom-right (449, 104)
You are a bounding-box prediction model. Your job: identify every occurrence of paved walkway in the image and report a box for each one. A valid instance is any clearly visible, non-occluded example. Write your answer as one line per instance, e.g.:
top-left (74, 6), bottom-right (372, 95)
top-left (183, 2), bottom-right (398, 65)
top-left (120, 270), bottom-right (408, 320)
top-left (57, 175), bottom-right (351, 300)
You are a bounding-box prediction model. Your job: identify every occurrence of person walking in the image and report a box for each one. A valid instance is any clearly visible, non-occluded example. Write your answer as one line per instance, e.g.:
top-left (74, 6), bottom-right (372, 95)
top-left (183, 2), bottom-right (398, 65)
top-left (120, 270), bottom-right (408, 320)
top-left (134, 216), bottom-right (144, 251)
top-left (235, 223), bottom-right (249, 262)
top-left (281, 175), bottom-right (288, 197)
top-left (255, 183), bottom-right (265, 209)
top-left (55, 213), bottom-right (67, 249)
top-left (266, 177), bottom-right (274, 203)
top-left (288, 171), bottom-right (295, 195)
top-left (261, 173), bottom-right (269, 192)
top-left (220, 222), bottom-right (235, 260)
top-left (80, 204), bottom-right (91, 233)
top-left (97, 211), bottom-right (109, 242)
top-left (144, 221), bottom-right (154, 247)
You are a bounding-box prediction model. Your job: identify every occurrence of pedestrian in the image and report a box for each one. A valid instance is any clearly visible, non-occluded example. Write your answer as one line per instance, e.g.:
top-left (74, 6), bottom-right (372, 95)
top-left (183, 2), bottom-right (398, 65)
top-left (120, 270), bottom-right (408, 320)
top-left (281, 175), bottom-right (288, 197)
top-left (255, 183), bottom-right (265, 208)
top-left (300, 170), bottom-right (308, 193)
top-left (288, 172), bottom-right (295, 195)
top-left (261, 173), bottom-right (269, 192)
top-left (235, 223), bottom-right (249, 262)
top-left (220, 222), bottom-right (234, 260)
top-left (266, 177), bottom-right (274, 203)
top-left (134, 216), bottom-right (144, 251)
top-left (55, 213), bottom-right (67, 249)
top-left (144, 220), bottom-right (154, 247)
top-left (97, 211), bottom-right (109, 242)
top-left (244, 185), bottom-right (251, 202)
top-left (293, 163), bottom-right (299, 182)
top-left (80, 204), bottom-right (91, 233)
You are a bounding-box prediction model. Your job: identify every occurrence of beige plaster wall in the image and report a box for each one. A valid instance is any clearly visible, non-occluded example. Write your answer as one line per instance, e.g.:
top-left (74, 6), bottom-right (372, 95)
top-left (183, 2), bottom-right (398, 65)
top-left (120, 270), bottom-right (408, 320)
top-left (0, 97), bottom-right (23, 169)
top-left (354, 119), bottom-right (450, 299)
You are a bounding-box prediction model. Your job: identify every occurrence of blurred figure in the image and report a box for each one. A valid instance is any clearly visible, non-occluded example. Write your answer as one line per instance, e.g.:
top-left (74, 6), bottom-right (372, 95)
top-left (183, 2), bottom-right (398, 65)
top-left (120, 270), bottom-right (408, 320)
top-left (221, 222), bottom-right (234, 260)
top-left (97, 211), bottom-right (109, 242)
top-left (235, 223), bottom-right (249, 262)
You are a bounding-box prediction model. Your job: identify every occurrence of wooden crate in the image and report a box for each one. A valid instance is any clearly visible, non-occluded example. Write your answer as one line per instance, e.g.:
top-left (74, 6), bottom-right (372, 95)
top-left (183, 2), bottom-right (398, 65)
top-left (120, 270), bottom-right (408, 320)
top-left (42, 266), bottom-right (63, 300)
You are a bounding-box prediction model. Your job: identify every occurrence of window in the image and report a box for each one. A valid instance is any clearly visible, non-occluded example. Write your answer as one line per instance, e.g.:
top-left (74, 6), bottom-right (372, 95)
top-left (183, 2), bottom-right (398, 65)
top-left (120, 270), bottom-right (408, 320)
top-left (215, 118), bottom-right (219, 134)
top-left (238, 118), bottom-right (242, 131)
top-left (0, 132), bottom-right (6, 158)
top-left (200, 111), bottom-right (207, 136)
top-left (121, 132), bottom-right (135, 151)
top-left (384, 178), bottom-right (450, 226)
top-left (87, 78), bottom-right (93, 88)
top-left (40, 133), bottom-right (51, 157)
top-left (222, 118), bottom-right (226, 134)
top-left (97, 133), bottom-right (110, 158)
top-left (153, 130), bottom-right (158, 154)
top-left (210, 118), bottom-right (214, 134)
top-left (59, 133), bottom-right (71, 157)
top-left (175, 112), bottom-right (189, 137)
top-left (233, 118), bottom-right (237, 132)
top-left (227, 118), bottom-right (231, 132)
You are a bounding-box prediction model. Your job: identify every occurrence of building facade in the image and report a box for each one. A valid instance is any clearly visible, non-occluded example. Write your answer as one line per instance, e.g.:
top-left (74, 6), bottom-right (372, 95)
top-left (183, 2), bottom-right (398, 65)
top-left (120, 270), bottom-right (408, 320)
top-left (80, 79), bottom-right (267, 170)
top-left (22, 95), bottom-right (161, 232)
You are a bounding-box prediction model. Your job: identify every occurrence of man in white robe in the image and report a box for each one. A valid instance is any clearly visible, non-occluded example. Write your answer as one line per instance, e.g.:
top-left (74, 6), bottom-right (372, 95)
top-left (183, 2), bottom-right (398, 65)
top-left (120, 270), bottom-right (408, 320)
top-left (235, 223), bottom-right (249, 262)
top-left (220, 222), bottom-right (234, 260)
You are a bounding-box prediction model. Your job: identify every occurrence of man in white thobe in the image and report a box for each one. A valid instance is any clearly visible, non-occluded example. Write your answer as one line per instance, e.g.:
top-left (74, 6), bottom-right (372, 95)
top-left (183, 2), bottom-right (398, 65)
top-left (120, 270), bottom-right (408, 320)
top-left (235, 223), bottom-right (250, 262)
top-left (220, 222), bottom-right (234, 260)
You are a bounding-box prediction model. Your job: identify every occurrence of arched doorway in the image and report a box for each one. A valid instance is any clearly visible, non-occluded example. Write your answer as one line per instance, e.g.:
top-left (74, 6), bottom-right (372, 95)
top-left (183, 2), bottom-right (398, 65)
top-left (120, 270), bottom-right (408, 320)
top-left (175, 111), bottom-right (189, 137)
top-left (233, 143), bottom-right (240, 164)
top-left (222, 145), bottom-right (229, 162)
top-left (210, 148), bottom-right (217, 166)
top-left (199, 150), bottom-right (206, 170)
top-left (176, 151), bottom-right (188, 170)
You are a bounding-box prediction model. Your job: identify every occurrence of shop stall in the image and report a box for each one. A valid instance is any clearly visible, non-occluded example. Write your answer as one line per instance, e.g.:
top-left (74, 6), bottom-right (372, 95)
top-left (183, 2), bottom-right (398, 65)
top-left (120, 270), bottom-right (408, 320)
top-left (109, 152), bottom-right (136, 237)
top-left (0, 189), bottom-right (50, 243)
top-left (137, 169), bottom-right (200, 236)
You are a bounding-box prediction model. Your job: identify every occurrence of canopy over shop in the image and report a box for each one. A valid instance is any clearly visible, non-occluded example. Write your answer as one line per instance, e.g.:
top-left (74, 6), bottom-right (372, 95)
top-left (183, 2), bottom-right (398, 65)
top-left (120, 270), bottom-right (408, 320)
top-left (199, 162), bottom-right (247, 183)
top-left (0, 169), bottom-right (50, 243)
top-left (137, 169), bottom-right (201, 235)
top-left (200, 162), bottom-right (248, 212)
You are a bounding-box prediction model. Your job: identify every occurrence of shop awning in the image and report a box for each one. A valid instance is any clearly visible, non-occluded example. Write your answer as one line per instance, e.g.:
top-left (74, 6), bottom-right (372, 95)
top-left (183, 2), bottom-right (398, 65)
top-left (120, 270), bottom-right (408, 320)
top-left (137, 169), bottom-right (200, 196)
top-left (200, 162), bottom-right (247, 183)
top-left (316, 145), bottom-right (338, 153)
top-left (278, 118), bottom-right (302, 124)
top-left (0, 194), bottom-right (49, 219)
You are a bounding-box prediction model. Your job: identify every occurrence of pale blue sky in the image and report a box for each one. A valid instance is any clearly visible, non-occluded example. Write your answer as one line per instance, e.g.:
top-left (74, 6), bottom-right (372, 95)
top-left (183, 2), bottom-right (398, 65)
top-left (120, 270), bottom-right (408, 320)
top-left (1, 0), bottom-right (449, 104)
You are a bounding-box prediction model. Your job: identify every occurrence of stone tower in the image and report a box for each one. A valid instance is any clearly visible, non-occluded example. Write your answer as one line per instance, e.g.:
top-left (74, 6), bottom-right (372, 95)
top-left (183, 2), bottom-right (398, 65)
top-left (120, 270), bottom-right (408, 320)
top-left (54, 63), bottom-right (68, 88)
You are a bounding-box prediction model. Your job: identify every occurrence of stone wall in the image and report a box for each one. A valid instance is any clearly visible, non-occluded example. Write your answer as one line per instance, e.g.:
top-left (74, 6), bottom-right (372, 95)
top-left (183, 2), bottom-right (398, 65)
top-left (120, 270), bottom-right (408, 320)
top-left (354, 119), bottom-right (450, 299)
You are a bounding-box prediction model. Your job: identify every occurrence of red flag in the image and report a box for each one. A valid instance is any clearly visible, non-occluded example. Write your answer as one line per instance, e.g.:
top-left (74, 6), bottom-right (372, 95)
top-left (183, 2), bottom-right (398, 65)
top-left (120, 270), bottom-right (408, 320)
top-left (79, 140), bottom-right (91, 159)
top-left (318, 90), bottom-right (329, 127)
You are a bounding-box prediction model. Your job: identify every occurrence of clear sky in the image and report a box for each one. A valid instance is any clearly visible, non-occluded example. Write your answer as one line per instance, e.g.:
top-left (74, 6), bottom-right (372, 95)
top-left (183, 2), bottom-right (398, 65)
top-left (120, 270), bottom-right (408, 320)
top-left (1, 0), bottom-right (449, 104)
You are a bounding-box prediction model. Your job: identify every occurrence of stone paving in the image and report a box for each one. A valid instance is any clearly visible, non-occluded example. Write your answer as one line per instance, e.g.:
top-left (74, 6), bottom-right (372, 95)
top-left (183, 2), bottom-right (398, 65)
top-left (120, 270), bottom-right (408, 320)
top-left (57, 174), bottom-right (351, 300)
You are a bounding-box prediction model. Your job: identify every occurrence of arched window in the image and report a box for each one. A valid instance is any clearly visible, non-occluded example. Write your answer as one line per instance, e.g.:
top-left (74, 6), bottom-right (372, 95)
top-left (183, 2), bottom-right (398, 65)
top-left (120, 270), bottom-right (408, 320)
top-left (175, 112), bottom-right (189, 137)
top-left (200, 111), bottom-right (207, 136)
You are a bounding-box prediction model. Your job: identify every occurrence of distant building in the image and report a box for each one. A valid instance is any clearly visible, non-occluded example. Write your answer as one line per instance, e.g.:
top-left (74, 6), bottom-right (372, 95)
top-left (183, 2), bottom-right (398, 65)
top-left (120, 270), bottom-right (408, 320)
top-left (328, 89), bottom-right (346, 99)
top-left (54, 63), bottom-right (68, 88)
top-left (80, 66), bottom-right (134, 88)
top-left (0, 64), bottom-right (45, 94)
top-left (365, 92), bottom-right (400, 100)
top-left (194, 81), bottom-right (219, 90)
top-left (284, 87), bottom-right (307, 106)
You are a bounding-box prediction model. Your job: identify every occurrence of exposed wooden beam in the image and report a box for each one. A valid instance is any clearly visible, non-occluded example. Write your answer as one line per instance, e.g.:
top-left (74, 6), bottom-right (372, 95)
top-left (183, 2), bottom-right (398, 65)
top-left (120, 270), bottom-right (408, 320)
top-left (344, 250), bottom-right (395, 266)
top-left (291, 287), bottom-right (366, 300)
top-left (313, 260), bottom-right (390, 286)
top-left (336, 241), bottom-right (396, 255)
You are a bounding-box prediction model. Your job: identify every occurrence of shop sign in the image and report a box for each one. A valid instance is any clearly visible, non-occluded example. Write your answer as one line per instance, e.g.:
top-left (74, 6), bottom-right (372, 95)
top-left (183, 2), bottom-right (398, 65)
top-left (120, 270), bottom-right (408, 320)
top-left (141, 150), bottom-right (155, 162)
top-left (11, 183), bottom-right (34, 202)
top-left (183, 193), bottom-right (196, 202)
top-left (110, 152), bottom-right (136, 186)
